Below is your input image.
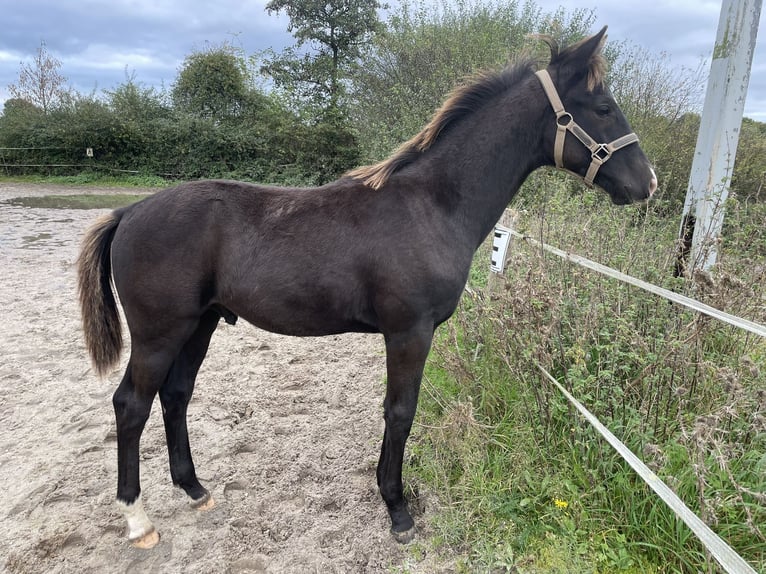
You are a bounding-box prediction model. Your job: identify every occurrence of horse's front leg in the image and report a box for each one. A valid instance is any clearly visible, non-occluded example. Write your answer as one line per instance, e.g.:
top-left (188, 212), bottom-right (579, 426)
top-left (378, 323), bottom-right (433, 543)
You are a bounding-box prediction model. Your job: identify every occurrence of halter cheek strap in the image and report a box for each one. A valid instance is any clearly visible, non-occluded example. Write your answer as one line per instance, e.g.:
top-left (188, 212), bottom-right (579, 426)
top-left (535, 69), bottom-right (639, 187)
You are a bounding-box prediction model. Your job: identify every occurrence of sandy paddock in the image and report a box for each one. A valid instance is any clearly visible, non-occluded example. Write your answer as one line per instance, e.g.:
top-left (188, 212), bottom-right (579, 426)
top-left (0, 183), bottom-right (444, 573)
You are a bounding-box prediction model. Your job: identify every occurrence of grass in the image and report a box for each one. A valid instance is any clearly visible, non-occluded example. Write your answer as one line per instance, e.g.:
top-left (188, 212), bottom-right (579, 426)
top-left (404, 175), bottom-right (766, 573)
top-left (3, 194), bottom-right (150, 210)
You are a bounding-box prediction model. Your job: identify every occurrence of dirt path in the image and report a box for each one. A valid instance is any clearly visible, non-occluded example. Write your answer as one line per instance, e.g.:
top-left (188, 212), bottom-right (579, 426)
top-left (0, 183), bottom-right (441, 573)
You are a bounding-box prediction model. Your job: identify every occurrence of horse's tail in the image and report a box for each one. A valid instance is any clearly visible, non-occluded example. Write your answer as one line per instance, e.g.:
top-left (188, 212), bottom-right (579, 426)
top-left (77, 212), bottom-right (123, 378)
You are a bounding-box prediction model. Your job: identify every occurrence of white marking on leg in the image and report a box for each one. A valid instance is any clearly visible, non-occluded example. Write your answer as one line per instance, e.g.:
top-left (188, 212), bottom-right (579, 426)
top-left (117, 493), bottom-right (155, 541)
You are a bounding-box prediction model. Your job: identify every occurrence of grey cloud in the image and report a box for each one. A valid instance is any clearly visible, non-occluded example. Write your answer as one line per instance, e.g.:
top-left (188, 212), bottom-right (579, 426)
top-left (0, 0), bottom-right (291, 100)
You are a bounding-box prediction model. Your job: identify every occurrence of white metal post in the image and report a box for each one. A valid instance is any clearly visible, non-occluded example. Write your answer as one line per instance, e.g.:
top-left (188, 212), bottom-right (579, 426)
top-left (677, 0), bottom-right (762, 275)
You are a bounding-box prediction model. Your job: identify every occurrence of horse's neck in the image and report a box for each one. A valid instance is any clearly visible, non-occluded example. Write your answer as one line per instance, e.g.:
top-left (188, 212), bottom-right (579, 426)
top-left (425, 88), bottom-right (547, 247)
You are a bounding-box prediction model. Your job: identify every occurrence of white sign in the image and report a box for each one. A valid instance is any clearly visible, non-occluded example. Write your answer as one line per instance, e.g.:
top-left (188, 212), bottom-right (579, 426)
top-left (490, 225), bottom-right (512, 274)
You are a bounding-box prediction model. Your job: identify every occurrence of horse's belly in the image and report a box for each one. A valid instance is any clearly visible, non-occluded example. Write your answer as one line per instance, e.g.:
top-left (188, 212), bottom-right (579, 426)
top-left (238, 311), bottom-right (377, 337)
top-left (222, 290), bottom-right (378, 337)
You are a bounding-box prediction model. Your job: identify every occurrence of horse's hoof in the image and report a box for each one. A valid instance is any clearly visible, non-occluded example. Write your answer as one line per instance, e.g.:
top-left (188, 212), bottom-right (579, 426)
top-left (130, 529), bottom-right (160, 549)
top-left (192, 494), bottom-right (215, 511)
top-left (391, 526), bottom-right (416, 544)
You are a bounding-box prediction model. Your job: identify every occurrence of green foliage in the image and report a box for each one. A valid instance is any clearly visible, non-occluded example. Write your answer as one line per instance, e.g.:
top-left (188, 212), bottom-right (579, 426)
top-left (408, 183), bottom-right (766, 572)
top-left (171, 43), bottom-right (250, 120)
top-left (260, 0), bottom-right (382, 182)
top-left (0, 98), bottom-right (45, 130)
top-left (106, 75), bottom-right (170, 124)
top-left (732, 118), bottom-right (766, 202)
top-left (1, 94), bottom-right (127, 174)
top-left (0, 98), bottom-right (49, 160)
top-left (606, 44), bottom-right (706, 212)
top-left (264, 0), bottom-right (384, 106)
top-left (350, 0), bottom-right (596, 162)
top-left (293, 107), bottom-right (361, 184)
top-left (0, 173), bottom-right (169, 187)
top-left (0, 35), bottom-right (351, 184)
top-left (0, 70), bottom-right (330, 183)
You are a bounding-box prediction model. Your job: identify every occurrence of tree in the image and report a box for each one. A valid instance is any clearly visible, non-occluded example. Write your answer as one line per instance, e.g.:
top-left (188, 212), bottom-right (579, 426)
top-left (106, 72), bottom-right (169, 124)
top-left (260, 0), bottom-right (382, 182)
top-left (171, 44), bottom-right (249, 121)
top-left (8, 41), bottom-right (69, 113)
top-left (262, 0), bottom-right (384, 108)
top-left (0, 98), bottom-right (45, 155)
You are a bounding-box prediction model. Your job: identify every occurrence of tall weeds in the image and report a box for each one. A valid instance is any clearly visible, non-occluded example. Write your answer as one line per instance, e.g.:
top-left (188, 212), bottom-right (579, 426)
top-left (410, 175), bottom-right (766, 573)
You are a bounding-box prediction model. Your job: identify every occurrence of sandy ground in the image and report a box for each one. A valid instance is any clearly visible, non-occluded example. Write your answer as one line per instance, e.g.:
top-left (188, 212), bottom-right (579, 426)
top-left (0, 183), bottom-right (443, 574)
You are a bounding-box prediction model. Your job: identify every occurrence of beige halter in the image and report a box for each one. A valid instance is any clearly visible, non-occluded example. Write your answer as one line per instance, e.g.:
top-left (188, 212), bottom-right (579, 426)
top-left (535, 69), bottom-right (639, 187)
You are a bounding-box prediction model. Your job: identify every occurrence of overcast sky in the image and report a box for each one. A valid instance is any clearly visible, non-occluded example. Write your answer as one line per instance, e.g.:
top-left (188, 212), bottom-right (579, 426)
top-left (1, 0), bottom-right (765, 119)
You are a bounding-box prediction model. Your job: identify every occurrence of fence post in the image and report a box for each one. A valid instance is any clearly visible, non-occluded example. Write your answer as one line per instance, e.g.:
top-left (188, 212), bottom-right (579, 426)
top-left (676, 0), bottom-right (762, 276)
top-left (487, 208), bottom-right (519, 293)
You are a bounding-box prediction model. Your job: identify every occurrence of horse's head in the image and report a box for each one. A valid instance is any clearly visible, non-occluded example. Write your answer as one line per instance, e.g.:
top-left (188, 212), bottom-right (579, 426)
top-left (540, 27), bottom-right (657, 205)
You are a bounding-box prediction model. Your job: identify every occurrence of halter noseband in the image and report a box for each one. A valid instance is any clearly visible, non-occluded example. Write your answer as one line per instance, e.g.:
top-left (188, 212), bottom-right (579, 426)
top-left (535, 69), bottom-right (639, 187)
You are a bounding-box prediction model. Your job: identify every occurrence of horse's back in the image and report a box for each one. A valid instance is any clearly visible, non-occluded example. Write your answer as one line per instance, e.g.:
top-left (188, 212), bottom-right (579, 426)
top-left (108, 179), bottom-right (383, 337)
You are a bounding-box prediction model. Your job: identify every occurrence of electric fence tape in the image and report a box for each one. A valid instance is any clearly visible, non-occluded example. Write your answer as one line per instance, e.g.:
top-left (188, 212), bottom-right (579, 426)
top-left (509, 230), bottom-right (766, 339)
top-left (537, 364), bottom-right (757, 574)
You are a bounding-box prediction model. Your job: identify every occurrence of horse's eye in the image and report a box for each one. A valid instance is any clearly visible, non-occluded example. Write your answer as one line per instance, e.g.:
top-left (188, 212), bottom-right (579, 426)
top-left (597, 104), bottom-right (611, 117)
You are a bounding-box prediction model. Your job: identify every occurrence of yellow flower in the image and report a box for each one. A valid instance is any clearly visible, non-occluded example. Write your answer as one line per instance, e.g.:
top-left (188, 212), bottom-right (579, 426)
top-left (554, 498), bottom-right (569, 509)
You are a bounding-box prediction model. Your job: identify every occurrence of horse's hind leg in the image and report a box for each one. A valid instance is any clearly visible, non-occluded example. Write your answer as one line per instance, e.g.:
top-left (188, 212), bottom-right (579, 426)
top-left (112, 316), bottom-right (201, 548)
top-left (113, 346), bottom-right (177, 549)
top-left (159, 310), bottom-right (220, 509)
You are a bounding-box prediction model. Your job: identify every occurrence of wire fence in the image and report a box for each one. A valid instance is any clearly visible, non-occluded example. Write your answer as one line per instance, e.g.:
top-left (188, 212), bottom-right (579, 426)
top-left (0, 147), bottom-right (175, 178)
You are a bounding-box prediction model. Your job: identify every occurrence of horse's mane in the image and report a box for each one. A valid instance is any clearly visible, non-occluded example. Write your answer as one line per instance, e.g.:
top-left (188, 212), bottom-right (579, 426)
top-left (347, 34), bottom-right (607, 190)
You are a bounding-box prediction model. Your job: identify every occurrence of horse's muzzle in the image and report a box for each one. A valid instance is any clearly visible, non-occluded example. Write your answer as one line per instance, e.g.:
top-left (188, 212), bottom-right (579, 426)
top-left (648, 168), bottom-right (658, 198)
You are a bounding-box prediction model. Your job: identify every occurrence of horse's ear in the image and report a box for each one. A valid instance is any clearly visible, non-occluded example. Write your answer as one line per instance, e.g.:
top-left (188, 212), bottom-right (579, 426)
top-left (573, 26), bottom-right (608, 60)
top-left (549, 26), bottom-right (608, 90)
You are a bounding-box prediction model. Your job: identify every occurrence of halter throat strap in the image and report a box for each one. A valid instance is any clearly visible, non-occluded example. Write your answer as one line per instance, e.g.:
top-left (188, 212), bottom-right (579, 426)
top-left (535, 69), bottom-right (639, 187)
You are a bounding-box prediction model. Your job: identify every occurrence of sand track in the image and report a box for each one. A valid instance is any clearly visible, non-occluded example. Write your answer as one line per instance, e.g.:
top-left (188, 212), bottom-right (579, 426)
top-left (0, 183), bottom-right (440, 574)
